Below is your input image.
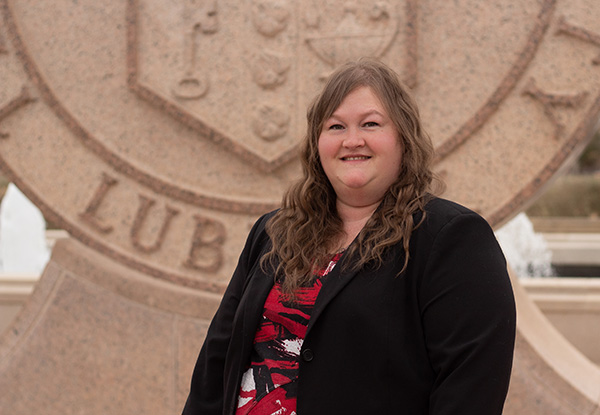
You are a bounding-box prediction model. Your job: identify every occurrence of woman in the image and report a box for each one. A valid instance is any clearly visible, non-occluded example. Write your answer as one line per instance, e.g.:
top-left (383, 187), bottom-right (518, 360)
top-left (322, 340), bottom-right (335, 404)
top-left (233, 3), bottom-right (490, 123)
top-left (183, 58), bottom-right (516, 415)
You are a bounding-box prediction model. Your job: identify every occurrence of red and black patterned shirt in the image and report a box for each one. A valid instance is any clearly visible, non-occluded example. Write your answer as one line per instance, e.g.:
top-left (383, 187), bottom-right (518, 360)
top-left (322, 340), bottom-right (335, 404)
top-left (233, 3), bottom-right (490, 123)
top-left (236, 252), bottom-right (344, 415)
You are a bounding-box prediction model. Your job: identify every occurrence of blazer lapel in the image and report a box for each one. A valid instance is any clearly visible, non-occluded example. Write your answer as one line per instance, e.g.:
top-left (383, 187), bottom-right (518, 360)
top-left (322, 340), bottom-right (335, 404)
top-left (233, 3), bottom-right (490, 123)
top-left (224, 263), bottom-right (274, 415)
top-left (306, 253), bottom-right (360, 337)
top-left (239, 264), bottom-right (274, 351)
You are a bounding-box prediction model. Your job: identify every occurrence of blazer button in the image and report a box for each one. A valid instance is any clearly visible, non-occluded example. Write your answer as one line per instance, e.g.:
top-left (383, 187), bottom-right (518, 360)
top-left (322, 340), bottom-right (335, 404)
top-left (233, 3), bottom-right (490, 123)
top-left (301, 348), bottom-right (314, 362)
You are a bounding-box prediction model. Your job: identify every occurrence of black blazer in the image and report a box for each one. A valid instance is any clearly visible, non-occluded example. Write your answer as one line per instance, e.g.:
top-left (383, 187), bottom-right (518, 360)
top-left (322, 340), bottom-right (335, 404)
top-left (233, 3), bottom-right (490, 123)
top-left (182, 198), bottom-right (516, 415)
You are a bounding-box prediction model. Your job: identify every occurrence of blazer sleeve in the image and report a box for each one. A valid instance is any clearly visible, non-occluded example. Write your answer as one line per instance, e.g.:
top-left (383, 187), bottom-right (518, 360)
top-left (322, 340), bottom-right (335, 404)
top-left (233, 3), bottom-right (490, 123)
top-left (419, 211), bottom-right (516, 415)
top-left (182, 213), bottom-right (271, 415)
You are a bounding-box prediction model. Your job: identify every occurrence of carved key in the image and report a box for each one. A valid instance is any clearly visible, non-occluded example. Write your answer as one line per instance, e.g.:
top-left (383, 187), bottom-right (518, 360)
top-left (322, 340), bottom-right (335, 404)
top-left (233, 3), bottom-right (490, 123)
top-left (172, 0), bottom-right (219, 100)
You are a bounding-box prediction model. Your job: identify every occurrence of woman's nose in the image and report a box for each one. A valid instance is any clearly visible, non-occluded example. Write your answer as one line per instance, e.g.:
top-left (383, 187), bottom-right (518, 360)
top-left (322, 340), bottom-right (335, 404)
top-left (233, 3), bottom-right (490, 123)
top-left (342, 129), bottom-right (365, 148)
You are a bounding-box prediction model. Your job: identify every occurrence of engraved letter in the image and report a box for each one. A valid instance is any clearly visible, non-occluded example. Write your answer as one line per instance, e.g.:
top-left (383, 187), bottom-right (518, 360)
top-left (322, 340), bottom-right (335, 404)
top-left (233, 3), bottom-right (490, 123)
top-left (556, 16), bottom-right (600, 65)
top-left (522, 78), bottom-right (588, 140)
top-left (0, 87), bottom-right (36, 138)
top-left (183, 214), bottom-right (225, 273)
top-left (79, 173), bottom-right (118, 234)
top-left (130, 195), bottom-right (180, 253)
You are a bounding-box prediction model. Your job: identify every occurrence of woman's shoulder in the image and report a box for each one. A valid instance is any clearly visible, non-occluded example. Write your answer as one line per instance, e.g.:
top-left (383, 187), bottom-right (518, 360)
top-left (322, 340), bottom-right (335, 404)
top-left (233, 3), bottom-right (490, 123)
top-left (424, 197), bottom-right (477, 217)
top-left (253, 209), bottom-right (279, 229)
top-left (247, 209), bottom-right (278, 242)
top-left (420, 197), bottom-right (491, 232)
top-left (239, 209), bottom-right (277, 253)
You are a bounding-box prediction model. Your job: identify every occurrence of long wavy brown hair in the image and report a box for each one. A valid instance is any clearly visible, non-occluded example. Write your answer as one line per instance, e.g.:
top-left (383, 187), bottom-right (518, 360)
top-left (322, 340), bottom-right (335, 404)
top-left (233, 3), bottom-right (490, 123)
top-left (262, 58), bottom-right (442, 294)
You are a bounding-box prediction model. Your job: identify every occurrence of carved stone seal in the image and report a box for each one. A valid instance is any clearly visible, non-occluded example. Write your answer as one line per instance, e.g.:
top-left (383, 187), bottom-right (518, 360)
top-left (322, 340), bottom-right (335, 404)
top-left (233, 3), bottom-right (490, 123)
top-left (1, 0), bottom-right (599, 291)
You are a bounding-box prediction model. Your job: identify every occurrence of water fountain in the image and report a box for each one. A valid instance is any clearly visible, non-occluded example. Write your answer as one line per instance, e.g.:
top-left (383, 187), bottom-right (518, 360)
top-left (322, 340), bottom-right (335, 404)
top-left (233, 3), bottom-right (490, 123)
top-left (0, 183), bottom-right (49, 275)
top-left (495, 213), bottom-right (554, 278)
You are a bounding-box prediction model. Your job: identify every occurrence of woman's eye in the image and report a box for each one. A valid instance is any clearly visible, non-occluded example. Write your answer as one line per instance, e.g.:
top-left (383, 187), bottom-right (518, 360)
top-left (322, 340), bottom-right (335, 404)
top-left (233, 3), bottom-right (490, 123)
top-left (364, 121), bottom-right (379, 127)
top-left (328, 124), bottom-right (344, 130)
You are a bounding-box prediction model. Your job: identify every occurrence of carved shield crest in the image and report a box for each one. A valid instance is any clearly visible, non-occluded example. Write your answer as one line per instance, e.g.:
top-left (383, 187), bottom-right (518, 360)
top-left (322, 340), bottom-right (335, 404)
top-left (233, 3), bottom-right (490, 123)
top-left (129, 0), bottom-right (410, 171)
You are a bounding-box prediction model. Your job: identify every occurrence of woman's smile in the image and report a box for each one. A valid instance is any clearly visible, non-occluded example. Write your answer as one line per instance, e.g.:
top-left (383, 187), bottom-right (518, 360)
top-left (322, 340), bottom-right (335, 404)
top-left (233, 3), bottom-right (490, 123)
top-left (341, 155), bottom-right (371, 161)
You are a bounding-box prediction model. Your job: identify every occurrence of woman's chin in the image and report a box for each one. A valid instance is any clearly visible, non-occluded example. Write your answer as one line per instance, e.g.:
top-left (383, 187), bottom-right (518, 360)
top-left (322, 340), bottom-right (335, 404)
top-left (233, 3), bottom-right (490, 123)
top-left (336, 174), bottom-right (372, 190)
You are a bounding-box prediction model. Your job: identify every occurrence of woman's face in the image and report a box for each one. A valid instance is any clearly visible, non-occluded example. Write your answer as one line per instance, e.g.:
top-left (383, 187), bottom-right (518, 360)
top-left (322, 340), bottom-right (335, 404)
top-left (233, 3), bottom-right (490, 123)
top-left (318, 86), bottom-right (403, 208)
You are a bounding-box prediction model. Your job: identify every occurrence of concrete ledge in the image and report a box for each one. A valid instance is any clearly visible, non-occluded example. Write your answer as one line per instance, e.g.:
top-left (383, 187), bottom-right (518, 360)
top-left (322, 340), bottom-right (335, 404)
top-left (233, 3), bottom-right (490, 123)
top-left (531, 217), bottom-right (600, 234)
top-left (520, 277), bottom-right (600, 366)
top-left (45, 229), bottom-right (70, 249)
top-left (0, 274), bottom-right (37, 302)
top-left (542, 233), bottom-right (600, 266)
top-left (521, 275), bottom-right (600, 292)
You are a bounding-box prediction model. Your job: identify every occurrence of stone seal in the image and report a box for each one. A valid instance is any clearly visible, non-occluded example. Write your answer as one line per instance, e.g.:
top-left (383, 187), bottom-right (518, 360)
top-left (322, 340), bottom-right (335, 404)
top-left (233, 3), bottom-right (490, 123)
top-left (1, 0), bottom-right (599, 292)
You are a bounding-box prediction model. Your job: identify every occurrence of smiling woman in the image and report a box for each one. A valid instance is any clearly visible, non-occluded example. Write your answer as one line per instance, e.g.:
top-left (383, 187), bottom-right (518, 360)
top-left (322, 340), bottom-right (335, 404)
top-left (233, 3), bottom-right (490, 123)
top-left (182, 58), bottom-right (516, 415)
top-left (264, 58), bottom-right (441, 292)
top-left (318, 86), bottom-right (403, 227)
